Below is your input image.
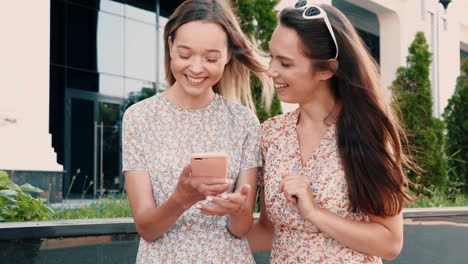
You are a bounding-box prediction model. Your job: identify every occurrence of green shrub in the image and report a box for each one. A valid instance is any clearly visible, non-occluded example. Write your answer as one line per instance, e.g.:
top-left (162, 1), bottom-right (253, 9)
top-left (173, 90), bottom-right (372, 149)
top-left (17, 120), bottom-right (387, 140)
top-left (409, 187), bottom-right (468, 208)
top-left (392, 32), bottom-right (447, 192)
top-left (443, 58), bottom-right (468, 192)
top-left (0, 171), bottom-right (54, 222)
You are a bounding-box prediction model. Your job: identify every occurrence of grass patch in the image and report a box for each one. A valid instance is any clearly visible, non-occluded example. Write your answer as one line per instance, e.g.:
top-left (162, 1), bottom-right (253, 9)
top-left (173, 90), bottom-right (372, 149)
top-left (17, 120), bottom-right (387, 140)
top-left (52, 193), bottom-right (132, 220)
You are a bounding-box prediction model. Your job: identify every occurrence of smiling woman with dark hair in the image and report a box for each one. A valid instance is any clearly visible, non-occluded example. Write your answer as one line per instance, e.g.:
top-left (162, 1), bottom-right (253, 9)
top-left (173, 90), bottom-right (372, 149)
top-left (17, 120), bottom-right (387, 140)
top-left (248, 1), bottom-right (412, 263)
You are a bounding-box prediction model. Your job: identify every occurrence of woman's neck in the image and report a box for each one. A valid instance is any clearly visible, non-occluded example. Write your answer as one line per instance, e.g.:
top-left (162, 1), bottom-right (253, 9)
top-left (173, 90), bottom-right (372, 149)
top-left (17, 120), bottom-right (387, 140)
top-left (162, 82), bottom-right (215, 110)
top-left (298, 83), bottom-right (339, 127)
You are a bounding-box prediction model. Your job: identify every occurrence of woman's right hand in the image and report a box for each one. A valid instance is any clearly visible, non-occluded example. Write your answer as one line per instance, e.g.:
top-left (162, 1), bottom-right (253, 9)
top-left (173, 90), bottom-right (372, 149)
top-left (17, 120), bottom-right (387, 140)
top-left (172, 164), bottom-right (233, 209)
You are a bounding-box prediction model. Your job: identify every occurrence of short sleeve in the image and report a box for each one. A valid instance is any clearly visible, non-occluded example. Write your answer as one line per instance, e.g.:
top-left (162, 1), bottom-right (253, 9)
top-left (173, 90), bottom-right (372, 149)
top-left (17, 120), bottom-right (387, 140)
top-left (239, 113), bottom-right (262, 172)
top-left (122, 109), bottom-right (148, 172)
top-left (257, 122), bottom-right (269, 186)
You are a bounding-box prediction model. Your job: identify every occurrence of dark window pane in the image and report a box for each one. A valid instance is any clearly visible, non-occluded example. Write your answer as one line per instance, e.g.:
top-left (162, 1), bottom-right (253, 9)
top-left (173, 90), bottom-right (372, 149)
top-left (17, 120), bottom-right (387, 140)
top-left (67, 68), bottom-right (99, 92)
top-left (69, 0), bottom-right (100, 10)
top-left (69, 98), bottom-right (95, 195)
top-left (49, 65), bottom-right (66, 165)
top-left (160, 0), bottom-right (184, 17)
top-left (51, 0), bottom-right (67, 65)
top-left (67, 4), bottom-right (98, 71)
top-left (357, 29), bottom-right (380, 64)
top-left (461, 49), bottom-right (468, 62)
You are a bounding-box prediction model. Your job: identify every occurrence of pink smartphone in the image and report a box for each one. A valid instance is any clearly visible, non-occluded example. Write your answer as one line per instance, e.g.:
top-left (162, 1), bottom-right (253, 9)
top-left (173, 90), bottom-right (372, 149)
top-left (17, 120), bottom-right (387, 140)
top-left (190, 152), bottom-right (228, 178)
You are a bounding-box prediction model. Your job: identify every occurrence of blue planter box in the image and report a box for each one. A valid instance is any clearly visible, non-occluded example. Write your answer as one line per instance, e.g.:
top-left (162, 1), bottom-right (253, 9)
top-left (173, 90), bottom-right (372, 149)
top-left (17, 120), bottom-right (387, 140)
top-left (0, 207), bottom-right (467, 264)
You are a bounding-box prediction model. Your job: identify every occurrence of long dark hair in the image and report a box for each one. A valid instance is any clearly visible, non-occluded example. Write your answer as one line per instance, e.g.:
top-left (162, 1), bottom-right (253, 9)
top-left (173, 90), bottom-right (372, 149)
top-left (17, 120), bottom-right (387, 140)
top-left (279, 5), bottom-right (412, 216)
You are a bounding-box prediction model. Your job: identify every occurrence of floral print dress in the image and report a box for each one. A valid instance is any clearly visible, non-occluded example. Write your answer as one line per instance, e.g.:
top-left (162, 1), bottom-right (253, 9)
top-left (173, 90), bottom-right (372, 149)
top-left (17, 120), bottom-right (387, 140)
top-left (260, 108), bottom-right (382, 264)
top-left (122, 93), bottom-right (261, 264)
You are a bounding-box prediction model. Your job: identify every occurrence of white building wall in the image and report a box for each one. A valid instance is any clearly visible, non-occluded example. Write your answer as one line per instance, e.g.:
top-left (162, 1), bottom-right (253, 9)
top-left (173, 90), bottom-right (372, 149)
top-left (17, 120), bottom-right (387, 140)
top-left (0, 0), bottom-right (63, 171)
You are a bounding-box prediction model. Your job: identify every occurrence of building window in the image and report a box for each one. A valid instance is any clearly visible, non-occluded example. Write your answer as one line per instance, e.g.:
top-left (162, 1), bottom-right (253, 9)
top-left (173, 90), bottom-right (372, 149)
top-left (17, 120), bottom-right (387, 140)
top-left (50, 0), bottom-right (177, 197)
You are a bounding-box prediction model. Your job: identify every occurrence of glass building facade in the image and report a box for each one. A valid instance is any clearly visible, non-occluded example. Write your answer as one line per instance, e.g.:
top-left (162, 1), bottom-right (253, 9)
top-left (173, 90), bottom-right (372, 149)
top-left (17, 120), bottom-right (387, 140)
top-left (49, 0), bottom-right (183, 197)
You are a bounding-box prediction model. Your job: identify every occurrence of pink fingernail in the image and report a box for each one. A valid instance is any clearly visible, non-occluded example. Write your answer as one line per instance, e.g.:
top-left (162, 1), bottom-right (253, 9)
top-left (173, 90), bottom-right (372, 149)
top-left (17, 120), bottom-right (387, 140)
top-left (206, 196), bottom-right (213, 202)
top-left (196, 203), bottom-right (202, 209)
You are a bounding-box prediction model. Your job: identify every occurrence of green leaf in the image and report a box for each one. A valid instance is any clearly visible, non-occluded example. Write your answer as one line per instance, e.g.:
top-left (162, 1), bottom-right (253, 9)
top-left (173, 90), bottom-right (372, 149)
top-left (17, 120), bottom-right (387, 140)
top-left (0, 189), bottom-right (18, 200)
top-left (4, 182), bottom-right (21, 191)
top-left (0, 171), bottom-right (12, 185)
top-left (20, 183), bottom-right (44, 193)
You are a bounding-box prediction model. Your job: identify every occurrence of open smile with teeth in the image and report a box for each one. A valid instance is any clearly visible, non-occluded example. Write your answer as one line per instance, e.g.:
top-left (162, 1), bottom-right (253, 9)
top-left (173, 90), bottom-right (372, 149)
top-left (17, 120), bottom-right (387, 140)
top-left (186, 75), bottom-right (206, 84)
top-left (275, 83), bottom-right (288, 89)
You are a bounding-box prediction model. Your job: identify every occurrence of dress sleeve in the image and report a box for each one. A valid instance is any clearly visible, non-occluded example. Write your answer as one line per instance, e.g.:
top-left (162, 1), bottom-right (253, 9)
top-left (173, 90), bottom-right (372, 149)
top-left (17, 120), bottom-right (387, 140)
top-left (257, 121), bottom-right (269, 186)
top-left (239, 113), bottom-right (262, 172)
top-left (121, 109), bottom-right (148, 172)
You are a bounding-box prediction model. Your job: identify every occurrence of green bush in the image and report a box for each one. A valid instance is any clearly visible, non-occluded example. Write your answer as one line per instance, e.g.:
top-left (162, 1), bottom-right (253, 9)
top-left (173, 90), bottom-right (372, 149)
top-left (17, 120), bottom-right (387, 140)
top-left (443, 58), bottom-right (468, 193)
top-left (392, 32), bottom-right (447, 192)
top-left (0, 171), bottom-right (54, 222)
top-left (408, 188), bottom-right (468, 208)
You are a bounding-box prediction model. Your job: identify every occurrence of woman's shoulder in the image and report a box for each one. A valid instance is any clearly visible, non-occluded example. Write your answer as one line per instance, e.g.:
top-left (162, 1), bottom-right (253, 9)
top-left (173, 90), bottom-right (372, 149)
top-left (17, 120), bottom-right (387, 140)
top-left (218, 95), bottom-right (259, 125)
top-left (122, 95), bottom-right (159, 123)
top-left (261, 109), bottom-right (297, 132)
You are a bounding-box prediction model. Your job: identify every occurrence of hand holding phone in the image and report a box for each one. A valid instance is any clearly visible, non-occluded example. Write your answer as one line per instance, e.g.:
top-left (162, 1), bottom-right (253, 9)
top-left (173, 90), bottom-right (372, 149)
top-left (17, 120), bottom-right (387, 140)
top-left (190, 152), bottom-right (228, 178)
top-left (172, 163), bottom-right (231, 209)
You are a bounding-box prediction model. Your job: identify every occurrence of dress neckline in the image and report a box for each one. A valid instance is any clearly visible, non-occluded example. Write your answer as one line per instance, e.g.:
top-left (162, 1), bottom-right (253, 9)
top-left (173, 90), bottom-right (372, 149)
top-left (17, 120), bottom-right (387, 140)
top-left (156, 92), bottom-right (221, 113)
top-left (290, 108), bottom-right (335, 171)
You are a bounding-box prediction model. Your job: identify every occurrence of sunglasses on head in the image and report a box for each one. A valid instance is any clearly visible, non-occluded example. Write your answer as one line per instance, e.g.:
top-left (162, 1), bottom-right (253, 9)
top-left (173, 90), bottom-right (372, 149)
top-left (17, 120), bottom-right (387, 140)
top-left (294, 0), bottom-right (339, 59)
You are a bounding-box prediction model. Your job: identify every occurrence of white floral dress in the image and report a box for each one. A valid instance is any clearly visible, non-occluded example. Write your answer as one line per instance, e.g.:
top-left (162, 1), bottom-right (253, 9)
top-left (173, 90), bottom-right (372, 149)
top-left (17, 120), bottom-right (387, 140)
top-left (122, 93), bottom-right (260, 264)
top-left (260, 108), bottom-right (382, 264)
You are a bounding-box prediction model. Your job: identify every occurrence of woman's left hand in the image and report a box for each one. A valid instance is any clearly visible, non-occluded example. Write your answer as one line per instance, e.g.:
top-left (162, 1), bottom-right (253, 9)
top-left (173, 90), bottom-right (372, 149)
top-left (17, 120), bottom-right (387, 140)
top-left (197, 184), bottom-right (251, 216)
top-left (279, 174), bottom-right (320, 222)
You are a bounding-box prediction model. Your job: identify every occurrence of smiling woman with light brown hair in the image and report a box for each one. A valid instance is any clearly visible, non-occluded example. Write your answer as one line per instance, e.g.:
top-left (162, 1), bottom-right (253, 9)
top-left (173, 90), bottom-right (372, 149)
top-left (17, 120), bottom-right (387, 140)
top-left (122, 0), bottom-right (272, 263)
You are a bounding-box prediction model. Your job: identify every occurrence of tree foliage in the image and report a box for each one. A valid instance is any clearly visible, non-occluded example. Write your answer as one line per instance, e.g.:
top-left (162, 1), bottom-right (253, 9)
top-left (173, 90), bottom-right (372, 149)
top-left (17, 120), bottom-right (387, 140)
top-left (231, 0), bottom-right (280, 51)
top-left (443, 58), bottom-right (468, 192)
top-left (392, 32), bottom-right (447, 191)
top-left (231, 0), bottom-right (283, 122)
top-left (122, 82), bottom-right (160, 111)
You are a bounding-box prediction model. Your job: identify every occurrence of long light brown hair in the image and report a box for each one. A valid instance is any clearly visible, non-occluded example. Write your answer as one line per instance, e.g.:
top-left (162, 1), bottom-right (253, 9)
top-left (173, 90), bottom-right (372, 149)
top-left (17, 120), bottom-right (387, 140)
top-left (164, 0), bottom-right (273, 111)
top-left (279, 5), bottom-right (412, 216)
